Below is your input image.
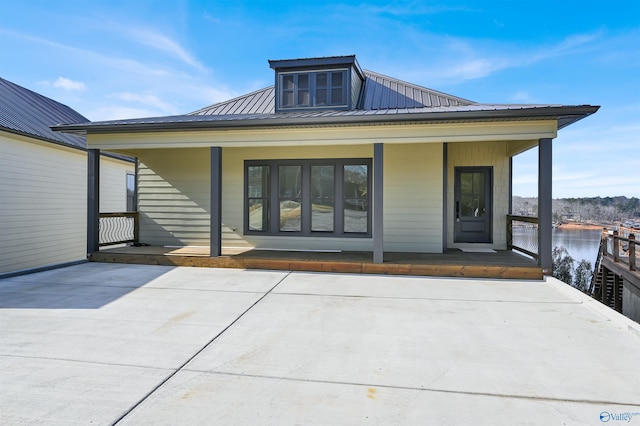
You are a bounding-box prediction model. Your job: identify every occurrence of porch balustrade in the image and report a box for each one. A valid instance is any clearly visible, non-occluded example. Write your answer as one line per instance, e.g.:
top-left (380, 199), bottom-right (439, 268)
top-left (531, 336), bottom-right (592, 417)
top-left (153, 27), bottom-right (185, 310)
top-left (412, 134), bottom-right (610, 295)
top-left (99, 212), bottom-right (139, 246)
top-left (507, 215), bottom-right (539, 260)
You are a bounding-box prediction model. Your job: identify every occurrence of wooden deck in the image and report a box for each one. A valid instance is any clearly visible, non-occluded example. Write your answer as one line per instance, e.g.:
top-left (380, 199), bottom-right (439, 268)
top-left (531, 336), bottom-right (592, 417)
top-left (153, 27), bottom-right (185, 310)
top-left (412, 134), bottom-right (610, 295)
top-left (91, 246), bottom-right (543, 280)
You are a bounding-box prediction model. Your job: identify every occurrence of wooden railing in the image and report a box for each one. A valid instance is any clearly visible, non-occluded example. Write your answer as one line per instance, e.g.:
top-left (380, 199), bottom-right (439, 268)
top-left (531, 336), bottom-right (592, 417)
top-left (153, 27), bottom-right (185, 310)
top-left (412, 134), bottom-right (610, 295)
top-left (601, 228), bottom-right (637, 272)
top-left (99, 212), bottom-right (139, 246)
top-left (507, 215), bottom-right (539, 260)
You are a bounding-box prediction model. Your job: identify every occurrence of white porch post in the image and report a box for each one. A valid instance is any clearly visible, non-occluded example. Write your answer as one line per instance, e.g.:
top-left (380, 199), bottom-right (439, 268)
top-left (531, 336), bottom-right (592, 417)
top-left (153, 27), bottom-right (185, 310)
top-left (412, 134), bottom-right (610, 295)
top-left (87, 149), bottom-right (100, 255)
top-left (373, 143), bottom-right (384, 263)
top-left (210, 147), bottom-right (222, 257)
top-left (538, 138), bottom-right (553, 273)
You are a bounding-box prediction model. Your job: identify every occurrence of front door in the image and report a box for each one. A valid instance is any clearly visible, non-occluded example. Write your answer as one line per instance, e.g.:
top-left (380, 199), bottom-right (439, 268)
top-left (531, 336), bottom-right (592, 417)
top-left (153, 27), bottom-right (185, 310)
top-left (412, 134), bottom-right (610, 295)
top-left (454, 167), bottom-right (492, 243)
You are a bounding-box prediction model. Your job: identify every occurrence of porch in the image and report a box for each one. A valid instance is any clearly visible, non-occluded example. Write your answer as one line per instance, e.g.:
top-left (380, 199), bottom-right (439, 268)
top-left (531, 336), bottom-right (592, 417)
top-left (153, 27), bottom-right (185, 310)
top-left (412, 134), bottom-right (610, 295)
top-left (90, 245), bottom-right (542, 280)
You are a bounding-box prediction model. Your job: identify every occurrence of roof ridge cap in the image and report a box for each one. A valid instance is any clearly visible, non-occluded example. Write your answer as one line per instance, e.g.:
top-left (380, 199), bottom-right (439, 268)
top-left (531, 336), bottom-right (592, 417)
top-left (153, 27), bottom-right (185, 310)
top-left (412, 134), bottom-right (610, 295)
top-left (189, 86), bottom-right (274, 115)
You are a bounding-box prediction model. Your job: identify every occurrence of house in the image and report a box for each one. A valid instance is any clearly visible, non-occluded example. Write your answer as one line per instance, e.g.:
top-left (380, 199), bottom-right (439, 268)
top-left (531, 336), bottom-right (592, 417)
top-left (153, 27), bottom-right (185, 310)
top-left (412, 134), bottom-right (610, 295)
top-left (52, 55), bottom-right (599, 276)
top-left (0, 77), bottom-right (135, 276)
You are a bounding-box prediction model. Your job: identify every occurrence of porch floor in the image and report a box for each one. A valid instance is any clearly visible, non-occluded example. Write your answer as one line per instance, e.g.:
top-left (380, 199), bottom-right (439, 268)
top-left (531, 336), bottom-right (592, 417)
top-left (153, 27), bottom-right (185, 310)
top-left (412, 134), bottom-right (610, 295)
top-left (91, 246), bottom-right (543, 280)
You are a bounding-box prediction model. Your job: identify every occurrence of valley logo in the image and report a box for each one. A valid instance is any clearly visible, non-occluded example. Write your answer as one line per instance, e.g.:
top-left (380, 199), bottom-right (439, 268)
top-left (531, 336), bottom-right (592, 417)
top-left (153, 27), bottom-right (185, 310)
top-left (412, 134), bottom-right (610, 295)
top-left (600, 411), bottom-right (640, 422)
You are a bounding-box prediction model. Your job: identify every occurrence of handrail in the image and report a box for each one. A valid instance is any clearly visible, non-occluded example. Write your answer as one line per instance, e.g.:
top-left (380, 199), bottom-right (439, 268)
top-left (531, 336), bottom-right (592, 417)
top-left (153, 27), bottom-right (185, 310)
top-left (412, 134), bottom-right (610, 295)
top-left (602, 229), bottom-right (637, 272)
top-left (507, 214), bottom-right (539, 260)
top-left (99, 212), bottom-right (139, 246)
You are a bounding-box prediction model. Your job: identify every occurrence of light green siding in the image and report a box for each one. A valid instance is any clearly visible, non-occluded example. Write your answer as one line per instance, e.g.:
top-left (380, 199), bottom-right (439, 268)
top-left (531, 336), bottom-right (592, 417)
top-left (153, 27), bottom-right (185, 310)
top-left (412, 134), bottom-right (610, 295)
top-left (384, 143), bottom-right (443, 252)
top-left (136, 148), bottom-right (211, 246)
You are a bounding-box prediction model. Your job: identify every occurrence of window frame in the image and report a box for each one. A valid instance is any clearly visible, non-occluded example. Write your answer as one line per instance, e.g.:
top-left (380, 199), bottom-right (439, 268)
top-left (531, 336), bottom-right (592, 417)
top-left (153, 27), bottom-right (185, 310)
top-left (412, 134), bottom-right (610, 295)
top-left (276, 69), bottom-right (349, 111)
top-left (244, 158), bottom-right (372, 238)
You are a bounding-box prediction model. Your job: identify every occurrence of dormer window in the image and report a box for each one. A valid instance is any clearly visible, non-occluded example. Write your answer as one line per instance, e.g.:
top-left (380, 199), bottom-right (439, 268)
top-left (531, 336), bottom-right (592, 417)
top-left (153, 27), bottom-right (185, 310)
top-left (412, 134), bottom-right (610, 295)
top-left (280, 70), bottom-right (347, 109)
top-left (269, 55), bottom-right (365, 113)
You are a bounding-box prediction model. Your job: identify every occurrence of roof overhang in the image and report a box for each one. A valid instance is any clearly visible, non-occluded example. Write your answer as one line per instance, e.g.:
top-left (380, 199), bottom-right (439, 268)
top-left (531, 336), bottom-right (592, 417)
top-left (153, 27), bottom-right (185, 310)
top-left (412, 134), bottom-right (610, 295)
top-left (52, 105), bottom-right (599, 136)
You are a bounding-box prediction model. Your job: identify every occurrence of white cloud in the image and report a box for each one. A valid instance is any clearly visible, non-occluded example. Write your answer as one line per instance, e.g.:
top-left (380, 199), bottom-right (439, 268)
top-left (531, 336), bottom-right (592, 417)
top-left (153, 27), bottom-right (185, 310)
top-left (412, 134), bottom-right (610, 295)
top-left (52, 77), bottom-right (86, 91)
top-left (128, 28), bottom-right (205, 70)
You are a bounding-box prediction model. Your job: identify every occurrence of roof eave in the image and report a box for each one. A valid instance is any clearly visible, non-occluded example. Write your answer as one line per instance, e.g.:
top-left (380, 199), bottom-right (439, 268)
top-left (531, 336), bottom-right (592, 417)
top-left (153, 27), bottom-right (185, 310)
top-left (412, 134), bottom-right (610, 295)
top-left (52, 105), bottom-right (600, 135)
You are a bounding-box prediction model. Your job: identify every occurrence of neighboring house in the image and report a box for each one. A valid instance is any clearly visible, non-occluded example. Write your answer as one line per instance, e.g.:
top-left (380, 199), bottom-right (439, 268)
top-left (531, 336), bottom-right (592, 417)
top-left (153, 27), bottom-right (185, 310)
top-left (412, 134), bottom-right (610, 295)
top-left (53, 55), bottom-right (599, 272)
top-left (0, 77), bottom-right (135, 275)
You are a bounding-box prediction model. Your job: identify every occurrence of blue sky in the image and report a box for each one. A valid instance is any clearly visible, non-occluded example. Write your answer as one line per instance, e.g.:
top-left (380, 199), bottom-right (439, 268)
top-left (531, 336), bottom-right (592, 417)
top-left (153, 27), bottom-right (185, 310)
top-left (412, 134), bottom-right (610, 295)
top-left (1, 1), bottom-right (638, 198)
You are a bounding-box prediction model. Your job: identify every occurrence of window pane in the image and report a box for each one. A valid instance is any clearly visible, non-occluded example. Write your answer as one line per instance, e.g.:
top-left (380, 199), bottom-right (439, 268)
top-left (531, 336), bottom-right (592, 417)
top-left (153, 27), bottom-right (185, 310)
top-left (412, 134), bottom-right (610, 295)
top-left (248, 166), bottom-right (269, 198)
top-left (311, 165), bottom-right (334, 198)
top-left (282, 91), bottom-right (293, 107)
top-left (280, 200), bottom-right (301, 231)
top-left (344, 165), bottom-right (368, 198)
top-left (344, 199), bottom-right (368, 233)
top-left (298, 90), bottom-right (310, 106)
top-left (316, 89), bottom-right (327, 105)
top-left (279, 166), bottom-right (301, 198)
top-left (316, 73), bottom-right (327, 88)
top-left (312, 199), bottom-right (334, 231)
top-left (331, 88), bottom-right (343, 105)
top-left (331, 72), bottom-right (343, 87)
top-left (298, 74), bottom-right (309, 89)
top-left (283, 75), bottom-right (294, 90)
top-left (248, 199), bottom-right (268, 231)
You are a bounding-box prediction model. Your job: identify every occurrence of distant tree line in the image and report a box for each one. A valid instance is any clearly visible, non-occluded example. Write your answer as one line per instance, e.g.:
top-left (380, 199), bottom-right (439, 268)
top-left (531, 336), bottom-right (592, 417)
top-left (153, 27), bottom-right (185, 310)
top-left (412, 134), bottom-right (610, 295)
top-left (513, 196), bottom-right (640, 223)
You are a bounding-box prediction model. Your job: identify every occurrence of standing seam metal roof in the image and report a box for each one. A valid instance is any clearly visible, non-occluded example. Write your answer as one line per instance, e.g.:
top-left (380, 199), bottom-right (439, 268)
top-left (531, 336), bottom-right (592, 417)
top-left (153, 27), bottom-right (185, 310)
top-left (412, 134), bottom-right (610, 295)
top-left (0, 77), bottom-right (89, 149)
top-left (188, 70), bottom-right (474, 116)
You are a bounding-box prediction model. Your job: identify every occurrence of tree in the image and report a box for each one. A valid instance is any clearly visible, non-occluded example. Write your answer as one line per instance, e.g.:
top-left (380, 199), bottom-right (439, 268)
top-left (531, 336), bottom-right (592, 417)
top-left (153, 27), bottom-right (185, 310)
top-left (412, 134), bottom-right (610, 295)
top-left (574, 260), bottom-right (593, 292)
top-left (552, 246), bottom-right (574, 285)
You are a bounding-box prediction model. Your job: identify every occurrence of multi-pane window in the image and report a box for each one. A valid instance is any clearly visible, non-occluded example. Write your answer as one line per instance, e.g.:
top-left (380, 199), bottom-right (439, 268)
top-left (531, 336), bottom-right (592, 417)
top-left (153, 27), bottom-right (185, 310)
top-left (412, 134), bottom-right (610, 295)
top-left (245, 159), bottom-right (371, 236)
top-left (279, 70), bottom-right (347, 110)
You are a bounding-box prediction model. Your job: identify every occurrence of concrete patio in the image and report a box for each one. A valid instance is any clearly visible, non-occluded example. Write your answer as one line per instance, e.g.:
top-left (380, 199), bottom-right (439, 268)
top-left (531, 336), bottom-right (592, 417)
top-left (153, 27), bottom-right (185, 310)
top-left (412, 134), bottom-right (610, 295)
top-left (1, 263), bottom-right (639, 425)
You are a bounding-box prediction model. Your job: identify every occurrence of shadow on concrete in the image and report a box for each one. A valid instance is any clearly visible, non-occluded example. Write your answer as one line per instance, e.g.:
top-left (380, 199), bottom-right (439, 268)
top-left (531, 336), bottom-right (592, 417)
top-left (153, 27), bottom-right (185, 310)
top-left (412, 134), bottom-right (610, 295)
top-left (0, 263), bottom-right (175, 309)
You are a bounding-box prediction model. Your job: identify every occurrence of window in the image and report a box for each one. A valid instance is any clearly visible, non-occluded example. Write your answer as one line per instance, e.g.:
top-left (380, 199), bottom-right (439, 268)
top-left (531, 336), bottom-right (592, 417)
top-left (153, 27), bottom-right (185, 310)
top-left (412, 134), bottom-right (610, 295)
top-left (244, 159), bottom-right (371, 237)
top-left (278, 70), bottom-right (347, 110)
top-left (126, 173), bottom-right (136, 211)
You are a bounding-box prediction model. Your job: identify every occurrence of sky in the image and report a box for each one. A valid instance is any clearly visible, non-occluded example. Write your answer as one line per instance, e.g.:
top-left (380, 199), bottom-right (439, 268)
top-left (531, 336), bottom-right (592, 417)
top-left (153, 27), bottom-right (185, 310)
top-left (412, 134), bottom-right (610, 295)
top-left (1, 1), bottom-right (638, 198)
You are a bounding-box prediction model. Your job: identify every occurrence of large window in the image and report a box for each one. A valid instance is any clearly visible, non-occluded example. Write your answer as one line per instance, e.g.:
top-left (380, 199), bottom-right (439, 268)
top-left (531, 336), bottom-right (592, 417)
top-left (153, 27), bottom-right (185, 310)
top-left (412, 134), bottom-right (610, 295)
top-left (279, 70), bottom-right (348, 110)
top-left (244, 159), bottom-right (371, 237)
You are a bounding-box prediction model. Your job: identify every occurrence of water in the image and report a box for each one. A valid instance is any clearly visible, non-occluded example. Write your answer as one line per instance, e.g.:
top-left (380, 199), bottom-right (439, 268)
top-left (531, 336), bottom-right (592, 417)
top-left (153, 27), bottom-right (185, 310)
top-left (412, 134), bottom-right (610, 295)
top-left (552, 227), bottom-right (602, 265)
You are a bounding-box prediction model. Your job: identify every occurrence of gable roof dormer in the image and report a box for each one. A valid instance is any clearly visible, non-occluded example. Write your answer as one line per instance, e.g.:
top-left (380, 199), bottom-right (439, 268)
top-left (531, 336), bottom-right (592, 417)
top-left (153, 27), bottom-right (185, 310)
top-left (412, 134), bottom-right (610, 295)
top-left (268, 55), bottom-right (365, 113)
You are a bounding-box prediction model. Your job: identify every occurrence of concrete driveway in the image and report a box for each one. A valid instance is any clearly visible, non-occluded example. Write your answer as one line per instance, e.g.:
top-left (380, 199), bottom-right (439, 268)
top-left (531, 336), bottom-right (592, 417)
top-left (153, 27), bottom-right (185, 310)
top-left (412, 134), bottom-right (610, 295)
top-left (1, 263), bottom-right (639, 425)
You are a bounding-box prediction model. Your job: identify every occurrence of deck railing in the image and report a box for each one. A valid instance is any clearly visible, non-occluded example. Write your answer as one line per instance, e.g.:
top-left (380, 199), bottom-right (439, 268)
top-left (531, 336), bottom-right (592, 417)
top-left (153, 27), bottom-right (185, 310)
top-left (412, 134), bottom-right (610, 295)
top-left (601, 228), bottom-right (637, 272)
top-left (507, 215), bottom-right (539, 260)
top-left (99, 212), bottom-right (139, 246)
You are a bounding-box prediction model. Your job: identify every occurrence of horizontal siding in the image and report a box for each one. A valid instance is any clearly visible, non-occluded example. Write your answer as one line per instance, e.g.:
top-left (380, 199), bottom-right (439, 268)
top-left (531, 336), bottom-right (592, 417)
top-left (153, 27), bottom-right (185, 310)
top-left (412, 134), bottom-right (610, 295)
top-left (0, 134), bottom-right (87, 273)
top-left (383, 143), bottom-right (443, 252)
top-left (135, 148), bottom-right (210, 246)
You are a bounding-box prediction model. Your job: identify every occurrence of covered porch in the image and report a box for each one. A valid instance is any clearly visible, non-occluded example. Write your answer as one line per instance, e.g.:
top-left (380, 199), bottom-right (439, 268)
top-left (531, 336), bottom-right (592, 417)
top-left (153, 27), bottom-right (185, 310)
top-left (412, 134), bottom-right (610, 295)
top-left (90, 244), bottom-right (542, 280)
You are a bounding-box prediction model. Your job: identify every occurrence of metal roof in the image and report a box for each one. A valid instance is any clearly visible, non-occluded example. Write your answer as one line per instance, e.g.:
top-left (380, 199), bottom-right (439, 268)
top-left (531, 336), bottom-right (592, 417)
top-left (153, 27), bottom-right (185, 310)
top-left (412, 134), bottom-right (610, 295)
top-left (189, 70), bottom-right (474, 116)
top-left (51, 57), bottom-right (599, 135)
top-left (0, 77), bottom-right (89, 149)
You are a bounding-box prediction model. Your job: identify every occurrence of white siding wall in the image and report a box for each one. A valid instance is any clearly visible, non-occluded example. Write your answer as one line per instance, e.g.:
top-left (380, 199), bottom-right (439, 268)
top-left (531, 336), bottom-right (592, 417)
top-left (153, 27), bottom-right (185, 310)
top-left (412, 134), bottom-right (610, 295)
top-left (0, 133), bottom-right (87, 273)
top-left (0, 133), bottom-right (134, 274)
top-left (447, 141), bottom-right (510, 249)
top-left (384, 143), bottom-right (443, 252)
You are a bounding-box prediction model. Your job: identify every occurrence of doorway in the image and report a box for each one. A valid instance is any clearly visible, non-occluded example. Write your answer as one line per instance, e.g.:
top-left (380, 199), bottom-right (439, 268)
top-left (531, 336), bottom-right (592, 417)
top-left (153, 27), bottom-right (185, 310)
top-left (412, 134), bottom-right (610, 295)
top-left (454, 167), bottom-right (492, 243)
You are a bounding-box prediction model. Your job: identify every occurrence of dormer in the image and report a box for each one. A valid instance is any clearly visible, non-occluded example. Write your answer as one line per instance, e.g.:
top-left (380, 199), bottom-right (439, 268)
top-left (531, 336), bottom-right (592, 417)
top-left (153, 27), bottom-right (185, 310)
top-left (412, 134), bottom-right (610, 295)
top-left (268, 55), bottom-right (365, 113)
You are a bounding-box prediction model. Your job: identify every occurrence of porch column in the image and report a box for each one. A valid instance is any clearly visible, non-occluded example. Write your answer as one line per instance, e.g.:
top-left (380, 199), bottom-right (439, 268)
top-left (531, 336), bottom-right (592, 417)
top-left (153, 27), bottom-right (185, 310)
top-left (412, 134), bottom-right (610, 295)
top-left (538, 138), bottom-right (553, 274)
top-left (210, 147), bottom-right (222, 257)
top-left (87, 149), bottom-right (100, 255)
top-left (373, 143), bottom-right (384, 263)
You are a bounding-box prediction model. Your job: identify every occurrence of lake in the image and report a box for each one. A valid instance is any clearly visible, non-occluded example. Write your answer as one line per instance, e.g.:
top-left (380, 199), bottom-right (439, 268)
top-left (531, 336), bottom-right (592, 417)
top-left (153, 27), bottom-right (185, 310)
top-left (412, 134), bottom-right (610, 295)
top-left (552, 227), bottom-right (603, 264)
